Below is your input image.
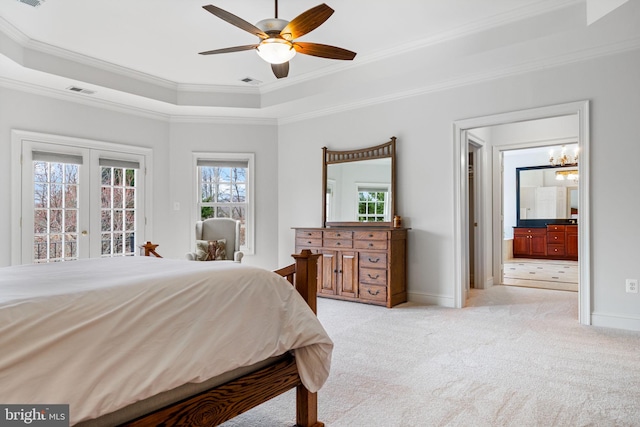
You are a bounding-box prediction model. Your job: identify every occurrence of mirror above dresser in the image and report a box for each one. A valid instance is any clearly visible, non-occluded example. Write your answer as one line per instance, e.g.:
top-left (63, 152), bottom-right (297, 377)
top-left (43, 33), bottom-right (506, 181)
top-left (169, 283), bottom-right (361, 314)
top-left (322, 137), bottom-right (396, 227)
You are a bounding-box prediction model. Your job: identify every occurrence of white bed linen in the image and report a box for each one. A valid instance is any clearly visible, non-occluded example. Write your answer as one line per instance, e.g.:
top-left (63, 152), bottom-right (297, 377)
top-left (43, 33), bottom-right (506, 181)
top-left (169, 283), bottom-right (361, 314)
top-left (0, 257), bottom-right (333, 425)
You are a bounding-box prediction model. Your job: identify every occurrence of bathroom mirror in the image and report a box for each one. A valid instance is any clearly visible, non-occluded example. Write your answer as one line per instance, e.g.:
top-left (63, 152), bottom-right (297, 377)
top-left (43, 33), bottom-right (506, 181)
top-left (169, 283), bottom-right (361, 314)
top-left (322, 137), bottom-right (396, 227)
top-left (516, 165), bottom-right (579, 227)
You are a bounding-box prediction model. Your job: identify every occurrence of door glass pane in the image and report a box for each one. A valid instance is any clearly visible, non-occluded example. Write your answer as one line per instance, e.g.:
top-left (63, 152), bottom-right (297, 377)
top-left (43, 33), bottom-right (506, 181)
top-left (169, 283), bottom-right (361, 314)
top-left (32, 161), bottom-right (80, 262)
top-left (101, 167), bottom-right (137, 257)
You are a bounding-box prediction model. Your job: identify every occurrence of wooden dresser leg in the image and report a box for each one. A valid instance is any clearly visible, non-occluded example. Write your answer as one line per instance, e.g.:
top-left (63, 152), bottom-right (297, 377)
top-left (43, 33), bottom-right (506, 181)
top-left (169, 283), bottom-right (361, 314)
top-left (296, 385), bottom-right (324, 427)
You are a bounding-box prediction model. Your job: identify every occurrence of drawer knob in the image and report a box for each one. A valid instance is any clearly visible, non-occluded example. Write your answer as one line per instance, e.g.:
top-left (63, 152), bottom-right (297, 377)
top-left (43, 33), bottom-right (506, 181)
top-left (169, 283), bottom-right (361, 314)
top-left (336, 233), bottom-right (341, 237)
top-left (368, 258), bottom-right (380, 263)
top-left (336, 242), bottom-right (341, 245)
top-left (554, 249), bottom-right (558, 252)
top-left (554, 236), bottom-right (558, 240)
top-left (307, 241), bottom-right (312, 244)
top-left (367, 289), bottom-right (380, 296)
top-left (369, 234), bottom-right (374, 238)
top-left (368, 274), bottom-right (380, 279)
top-left (368, 243), bottom-right (373, 247)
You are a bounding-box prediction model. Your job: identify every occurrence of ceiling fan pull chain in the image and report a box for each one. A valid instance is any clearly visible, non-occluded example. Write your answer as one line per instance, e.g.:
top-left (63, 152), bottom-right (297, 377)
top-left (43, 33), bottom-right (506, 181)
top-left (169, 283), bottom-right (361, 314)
top-left (275, 0), bottom-right (278, 19)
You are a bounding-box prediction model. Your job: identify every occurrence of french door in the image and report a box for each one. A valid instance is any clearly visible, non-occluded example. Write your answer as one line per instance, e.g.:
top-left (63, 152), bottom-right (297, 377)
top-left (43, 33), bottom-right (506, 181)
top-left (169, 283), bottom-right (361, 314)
top-left (15, 133), bottom-right (149, 264)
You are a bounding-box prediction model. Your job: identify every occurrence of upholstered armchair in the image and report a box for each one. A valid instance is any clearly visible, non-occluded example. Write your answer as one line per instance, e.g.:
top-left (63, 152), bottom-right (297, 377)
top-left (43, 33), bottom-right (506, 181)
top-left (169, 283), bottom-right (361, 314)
top-left (186, 218), bottom-right (244, 262)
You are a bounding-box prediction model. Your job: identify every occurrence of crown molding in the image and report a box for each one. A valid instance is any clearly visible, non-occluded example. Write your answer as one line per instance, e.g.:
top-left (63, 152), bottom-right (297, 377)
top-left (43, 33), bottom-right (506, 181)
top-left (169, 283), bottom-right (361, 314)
top-left (279, 37), bottom-right (640, 125)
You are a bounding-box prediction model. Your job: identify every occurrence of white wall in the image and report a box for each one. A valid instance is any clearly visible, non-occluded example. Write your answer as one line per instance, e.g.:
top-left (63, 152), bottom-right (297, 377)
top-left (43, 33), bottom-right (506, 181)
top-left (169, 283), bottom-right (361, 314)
top-left (277, 48), bottom-right (640, 329)
top-left (0, 88), bottom-right (280, 269)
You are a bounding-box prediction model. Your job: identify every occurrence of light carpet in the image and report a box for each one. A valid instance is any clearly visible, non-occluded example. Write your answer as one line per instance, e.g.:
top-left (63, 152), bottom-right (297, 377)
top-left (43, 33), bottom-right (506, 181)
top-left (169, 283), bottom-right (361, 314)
top-left (222, 287), bottom-right (640, 426)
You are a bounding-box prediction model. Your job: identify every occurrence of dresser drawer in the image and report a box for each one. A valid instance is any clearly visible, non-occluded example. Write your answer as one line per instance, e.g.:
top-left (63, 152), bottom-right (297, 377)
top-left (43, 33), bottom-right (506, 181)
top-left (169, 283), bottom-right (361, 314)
top-left (360, 267), bottom-right (387, 286)
top-left (359, 283), bottom-right (387, 302)
top-left (296, 230), bottom-right (322, 239)
top-left (359, 252), bottom-right (387, 268)
top-left (324, 230), bottom-right (353, 240)
top-left (324, 239), bottom-right (353, 249)
top-left (296, 237), bottom-right (322, 247)
top-left (355, 239), bottom-right (388, 250)
top-left (547, 244), bottom-right (565, 256)
top-left (547, 225), bottom-right (565, 232)
top-left (547, 232), bottom-right (565, 243)
top-left (354, 231), bottom-right (387, 240)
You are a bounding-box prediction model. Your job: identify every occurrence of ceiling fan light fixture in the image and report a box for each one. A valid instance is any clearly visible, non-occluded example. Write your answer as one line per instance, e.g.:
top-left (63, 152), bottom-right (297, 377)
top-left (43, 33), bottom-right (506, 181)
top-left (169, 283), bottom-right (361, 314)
top-left (256, 38), bottom-right (296, 64)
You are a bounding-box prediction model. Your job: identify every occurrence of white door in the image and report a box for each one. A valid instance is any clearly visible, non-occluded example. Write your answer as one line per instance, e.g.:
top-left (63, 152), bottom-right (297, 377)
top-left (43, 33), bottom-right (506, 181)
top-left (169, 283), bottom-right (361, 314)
top-left (19, 140), bottom-right (145, 263)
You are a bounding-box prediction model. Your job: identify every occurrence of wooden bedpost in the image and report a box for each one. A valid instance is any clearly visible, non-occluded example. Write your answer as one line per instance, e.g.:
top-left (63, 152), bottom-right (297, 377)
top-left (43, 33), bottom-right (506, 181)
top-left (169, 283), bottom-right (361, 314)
top-left (291, 250), bottom-right (324, 427)
top-left (291, 249), bottom-right (319, 314)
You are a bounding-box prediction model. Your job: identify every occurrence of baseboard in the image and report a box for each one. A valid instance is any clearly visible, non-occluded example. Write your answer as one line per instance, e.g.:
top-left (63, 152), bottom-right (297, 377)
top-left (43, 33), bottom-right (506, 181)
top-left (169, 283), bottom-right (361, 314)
top-left (407, 291), bottom-right (455, 307)
top-left (591, 312), bottom-right (640, 331)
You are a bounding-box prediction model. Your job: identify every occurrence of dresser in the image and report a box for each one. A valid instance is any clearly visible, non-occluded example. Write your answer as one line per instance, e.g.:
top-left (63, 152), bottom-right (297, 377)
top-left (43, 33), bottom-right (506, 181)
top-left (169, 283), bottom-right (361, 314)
top-left (294, 227), bottom-right (408, 307)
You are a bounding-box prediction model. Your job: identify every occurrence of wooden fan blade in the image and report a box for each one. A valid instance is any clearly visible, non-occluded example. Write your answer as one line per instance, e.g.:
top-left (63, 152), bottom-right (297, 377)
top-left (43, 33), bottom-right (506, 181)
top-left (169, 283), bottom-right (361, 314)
top-left (199, 44), bottom-right (258, 55)
top-left (202, 5), bottom-right (268, 39)
top-left (293, 42), bottom-right (356, 60)
top-left (281, 4), bottom-right (334, 40)
top-left (271, 62), bottom-right (290, 79)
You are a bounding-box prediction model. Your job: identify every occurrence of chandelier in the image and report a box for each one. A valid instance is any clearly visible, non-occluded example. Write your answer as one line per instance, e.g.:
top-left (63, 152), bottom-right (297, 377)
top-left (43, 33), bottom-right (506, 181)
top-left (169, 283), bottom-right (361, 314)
top-left (549, 145), bottom-right (578, 166)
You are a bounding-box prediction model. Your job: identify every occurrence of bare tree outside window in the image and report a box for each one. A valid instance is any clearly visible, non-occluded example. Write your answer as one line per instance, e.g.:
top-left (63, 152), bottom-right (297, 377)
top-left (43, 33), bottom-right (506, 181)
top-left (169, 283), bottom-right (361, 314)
top-left (33, 161), bottom-right (79, 262)
top-left (199, 166), bottom-right (247, 246)
top-left (101, 167), bottom-right (137, 256)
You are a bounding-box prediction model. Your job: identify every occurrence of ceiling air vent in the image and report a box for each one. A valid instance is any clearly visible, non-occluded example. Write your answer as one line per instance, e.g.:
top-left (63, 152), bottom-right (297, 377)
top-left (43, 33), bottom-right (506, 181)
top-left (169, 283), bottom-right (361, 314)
top-left (240, 77), bottom-right (262, 86)
top-left (66, 86), bottom-right (96, 95)
top-left (17, 0), bottom-right (45, 7)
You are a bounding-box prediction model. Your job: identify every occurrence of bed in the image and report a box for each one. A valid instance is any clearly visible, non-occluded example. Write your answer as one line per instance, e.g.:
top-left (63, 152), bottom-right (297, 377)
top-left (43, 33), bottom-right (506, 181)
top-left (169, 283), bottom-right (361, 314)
top-left (0, 249), bottom-right (329, 426)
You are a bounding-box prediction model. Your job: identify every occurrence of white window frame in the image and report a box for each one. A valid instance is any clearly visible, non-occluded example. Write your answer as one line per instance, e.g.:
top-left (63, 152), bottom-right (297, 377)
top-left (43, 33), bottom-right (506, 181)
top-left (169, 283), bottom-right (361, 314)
top-left (192, 152), bottom-right (255, 255)
top-left (11, 130), bottom-right (153, 265)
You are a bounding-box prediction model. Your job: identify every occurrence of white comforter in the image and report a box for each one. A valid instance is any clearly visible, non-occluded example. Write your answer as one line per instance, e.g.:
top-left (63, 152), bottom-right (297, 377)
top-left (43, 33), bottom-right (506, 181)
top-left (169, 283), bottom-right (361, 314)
top-left (0, 257), bottom-right (333, 425)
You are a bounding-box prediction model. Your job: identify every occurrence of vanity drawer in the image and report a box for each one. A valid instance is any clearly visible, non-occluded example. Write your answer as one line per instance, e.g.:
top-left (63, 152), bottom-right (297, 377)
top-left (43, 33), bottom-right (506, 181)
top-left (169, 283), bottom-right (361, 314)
top-left (360, 267), bottom-right (387, 286)
top-left (359, 252), bottom-right (387, 268)
top-left (296, 230), bottom-right (322, 239)
top-left (514, 228), bottom-right (546, 236)
top-left (324, 239), bottom-right (353, 249)
top-left (547, 244), bottom-right (565, 256)
top-left (547, 225), bottom-right (565, 232)
top-left (354, 231), bottom-right (387, 240)
top-left (359, 283), bottom-right (387, 303)
top-left (355, 239), bottom-right (388, 250)
top-left (324, 230), bottom-right (353, 240)
top-left (296, 237), bottom-right (322, 247)
top-left (547, 232), bottom-right (565, 243)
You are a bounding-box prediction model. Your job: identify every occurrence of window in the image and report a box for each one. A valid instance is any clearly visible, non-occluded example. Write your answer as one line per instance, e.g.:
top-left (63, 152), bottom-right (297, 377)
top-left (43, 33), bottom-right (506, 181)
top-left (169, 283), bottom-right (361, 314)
top-left (194, 153), bottom-right (254, 254)
top-left (12, 131), bottom-right (151, 264)
top-left (357, 185), bottom-right (390, 222)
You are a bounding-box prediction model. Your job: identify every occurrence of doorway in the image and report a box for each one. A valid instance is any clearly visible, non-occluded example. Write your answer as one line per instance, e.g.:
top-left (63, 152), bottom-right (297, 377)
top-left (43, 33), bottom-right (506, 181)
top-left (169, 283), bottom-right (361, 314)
top-left (453, 101), bottom-right (591, 325)
top-left (501, 144), bottom-right (579, 292)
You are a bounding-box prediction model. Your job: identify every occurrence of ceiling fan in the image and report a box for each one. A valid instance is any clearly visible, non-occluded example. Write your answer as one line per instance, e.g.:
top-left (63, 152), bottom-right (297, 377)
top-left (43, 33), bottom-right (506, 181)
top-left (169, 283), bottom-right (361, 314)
top-left (198, 1), bottom-right (357, 79)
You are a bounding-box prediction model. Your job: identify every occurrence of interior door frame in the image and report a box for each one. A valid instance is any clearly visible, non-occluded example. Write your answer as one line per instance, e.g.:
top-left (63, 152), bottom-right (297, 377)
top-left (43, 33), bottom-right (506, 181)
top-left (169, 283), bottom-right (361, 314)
top-left (453, 100), bottom-right (591, 325)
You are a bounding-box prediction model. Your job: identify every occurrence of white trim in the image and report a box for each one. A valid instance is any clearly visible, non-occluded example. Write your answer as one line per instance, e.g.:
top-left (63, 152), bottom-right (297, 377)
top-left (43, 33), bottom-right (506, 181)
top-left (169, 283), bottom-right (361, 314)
top-left (591, 312), bottom-right (640, 332)
top-left (408, 291), bottom-right (456, 308)
top-left (453, 101), bottom-right (591, 326)
top-left (192, 152), bottom-right (255, 255)
top-left (11, 130), bottom-right (153, 265)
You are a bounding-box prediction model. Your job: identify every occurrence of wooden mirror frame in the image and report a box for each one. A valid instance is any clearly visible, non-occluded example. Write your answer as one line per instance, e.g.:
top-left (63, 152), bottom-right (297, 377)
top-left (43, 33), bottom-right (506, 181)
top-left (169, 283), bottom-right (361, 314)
top-left (322, 137), bottom-right (397, 228)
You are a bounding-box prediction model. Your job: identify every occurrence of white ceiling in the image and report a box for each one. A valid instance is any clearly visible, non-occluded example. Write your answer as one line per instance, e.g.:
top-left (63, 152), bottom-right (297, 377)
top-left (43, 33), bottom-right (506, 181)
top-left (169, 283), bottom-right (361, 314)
top-left (1, 0), bottom-right (567, 85)
top-left (1, 0), bottom-right (637, 120)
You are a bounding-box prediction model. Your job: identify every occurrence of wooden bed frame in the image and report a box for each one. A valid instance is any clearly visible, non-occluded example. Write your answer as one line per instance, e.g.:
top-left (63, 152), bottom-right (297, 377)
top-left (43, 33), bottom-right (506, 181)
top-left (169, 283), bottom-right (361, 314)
top-left (125, 246), bottom-right (322, 427)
